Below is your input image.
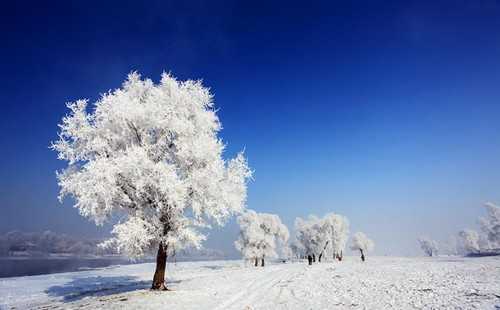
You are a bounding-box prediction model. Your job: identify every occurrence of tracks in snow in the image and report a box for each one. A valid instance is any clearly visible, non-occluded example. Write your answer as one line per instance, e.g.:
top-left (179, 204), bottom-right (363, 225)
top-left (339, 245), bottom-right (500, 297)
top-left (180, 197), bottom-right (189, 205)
top-left (213, 263), bottom-right (316, 310)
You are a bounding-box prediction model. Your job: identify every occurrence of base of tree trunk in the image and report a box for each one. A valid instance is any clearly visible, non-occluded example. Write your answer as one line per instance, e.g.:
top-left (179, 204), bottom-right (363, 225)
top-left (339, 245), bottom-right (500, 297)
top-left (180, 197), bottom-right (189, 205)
top-left (151, 283), bottom-right (170, 291)
top-left (151, 242), bottom-right (168, 290)
top-left (261, 258), bottom-right (265, 267)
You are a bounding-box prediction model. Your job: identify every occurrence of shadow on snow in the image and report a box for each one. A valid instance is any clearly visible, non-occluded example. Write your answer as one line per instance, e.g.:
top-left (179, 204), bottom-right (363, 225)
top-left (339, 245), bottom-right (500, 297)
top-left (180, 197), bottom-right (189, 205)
top-left (45, 276), bottom-right (179, 302)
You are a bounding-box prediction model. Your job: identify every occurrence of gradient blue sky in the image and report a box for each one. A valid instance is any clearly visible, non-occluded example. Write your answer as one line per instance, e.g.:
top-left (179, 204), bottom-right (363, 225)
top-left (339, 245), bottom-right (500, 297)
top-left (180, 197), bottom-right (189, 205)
top-left (2, 0), bottom-right (500, 256)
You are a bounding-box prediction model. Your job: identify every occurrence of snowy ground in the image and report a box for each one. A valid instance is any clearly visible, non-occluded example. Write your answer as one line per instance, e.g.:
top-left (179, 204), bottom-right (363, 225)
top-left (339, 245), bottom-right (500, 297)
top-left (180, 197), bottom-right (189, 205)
top-left (1, 256), bottom-right (499, 309)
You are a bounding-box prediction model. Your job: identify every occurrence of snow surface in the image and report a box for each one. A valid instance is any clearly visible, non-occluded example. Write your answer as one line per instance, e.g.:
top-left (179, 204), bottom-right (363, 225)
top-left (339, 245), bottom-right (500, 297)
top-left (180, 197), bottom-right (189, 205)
top-left (1, 256), bottom-right (499, 309)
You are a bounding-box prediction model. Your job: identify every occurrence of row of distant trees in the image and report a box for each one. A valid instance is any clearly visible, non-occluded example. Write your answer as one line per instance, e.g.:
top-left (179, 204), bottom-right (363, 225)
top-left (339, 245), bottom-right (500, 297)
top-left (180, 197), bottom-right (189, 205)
top-left (234, 211), bottom-right (374, 265)
top-left (418, 202), bottom-right (500, 256)
top-left (0, 230), bottom-right (113, 257)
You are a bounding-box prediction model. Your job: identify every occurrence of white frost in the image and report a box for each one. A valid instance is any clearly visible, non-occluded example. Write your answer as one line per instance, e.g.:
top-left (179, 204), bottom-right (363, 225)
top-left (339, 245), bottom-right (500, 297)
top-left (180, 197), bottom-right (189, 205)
top-left (51, 72), bottom-right (252, 258)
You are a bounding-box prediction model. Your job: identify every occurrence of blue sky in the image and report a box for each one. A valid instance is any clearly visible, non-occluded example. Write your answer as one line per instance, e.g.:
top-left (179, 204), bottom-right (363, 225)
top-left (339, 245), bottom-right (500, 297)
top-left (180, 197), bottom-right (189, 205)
top-left (2, 0), bottom-right (500, 256)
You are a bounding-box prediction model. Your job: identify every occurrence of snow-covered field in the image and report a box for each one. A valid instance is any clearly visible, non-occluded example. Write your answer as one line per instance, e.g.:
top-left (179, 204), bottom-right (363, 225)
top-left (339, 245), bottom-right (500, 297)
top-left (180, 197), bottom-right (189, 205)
top-left (1, 256), bottom-right (499, 309)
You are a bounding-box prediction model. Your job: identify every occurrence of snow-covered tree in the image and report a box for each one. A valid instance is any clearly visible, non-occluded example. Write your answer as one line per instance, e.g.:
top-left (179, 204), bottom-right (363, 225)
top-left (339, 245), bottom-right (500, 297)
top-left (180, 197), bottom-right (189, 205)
top-left (294, 213), bottom-right (349, 263)
top-left (289, 238), bottom-right (305, 259)
top-left (479, 202), bottom-right (500, 249)
top-left (322, 213), bottom-right (349, 261)
top-left (458, 229), bottom-right (480, 254)
top-left (52, 72), bottom-right (252, 290)
top-left (417, 237), bottom-right (439, 257)
top-left (442, 235), bottom-right (460, 256)
top-left (294, 215), bottom-right (328, 262)
top-left (281, 245), bottom-right (293, 261)
top-left (350, 232), bottom-right (374, 262)
top-left (235, 210), bottom-right (289, 266)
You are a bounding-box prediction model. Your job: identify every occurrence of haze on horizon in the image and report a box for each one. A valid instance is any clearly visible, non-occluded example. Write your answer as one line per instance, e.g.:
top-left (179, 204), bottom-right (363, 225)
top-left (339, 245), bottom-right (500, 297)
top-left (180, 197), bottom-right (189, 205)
top-left (2, 0), bottom-right (500, 257)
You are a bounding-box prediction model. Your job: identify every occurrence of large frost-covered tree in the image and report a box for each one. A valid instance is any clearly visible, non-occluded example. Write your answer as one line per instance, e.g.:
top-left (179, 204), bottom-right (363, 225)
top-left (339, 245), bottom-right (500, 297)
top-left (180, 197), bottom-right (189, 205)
top-left (350, 232), bottom-right (374, 262)
top-left (235, 210), bottom-right (289, 266)
top-left (417, 237), bottom-right (439, 257)
top-left (52, 72), bottom-right (252, 290)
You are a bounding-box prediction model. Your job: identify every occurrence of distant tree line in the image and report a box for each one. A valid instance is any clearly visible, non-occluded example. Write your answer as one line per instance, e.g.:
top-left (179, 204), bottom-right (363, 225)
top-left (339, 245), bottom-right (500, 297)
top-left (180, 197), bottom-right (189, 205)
top-left (0, 230), bottom-right (115, 257)
top-left (417, 202), bottom-right (500, 257)
top-left (235, 211), bottom-right (375, 265)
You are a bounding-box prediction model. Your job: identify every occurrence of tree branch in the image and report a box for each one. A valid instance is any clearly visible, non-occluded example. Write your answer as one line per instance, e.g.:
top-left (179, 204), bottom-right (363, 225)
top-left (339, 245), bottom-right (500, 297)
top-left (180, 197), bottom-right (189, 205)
top-left (127, 121), bottom-right (143, 146)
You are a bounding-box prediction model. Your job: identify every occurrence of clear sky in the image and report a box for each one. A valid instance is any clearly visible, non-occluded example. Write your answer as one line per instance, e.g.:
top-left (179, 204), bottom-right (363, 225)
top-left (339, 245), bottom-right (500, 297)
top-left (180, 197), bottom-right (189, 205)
top-left (2, 0), bottom-right (500, 256)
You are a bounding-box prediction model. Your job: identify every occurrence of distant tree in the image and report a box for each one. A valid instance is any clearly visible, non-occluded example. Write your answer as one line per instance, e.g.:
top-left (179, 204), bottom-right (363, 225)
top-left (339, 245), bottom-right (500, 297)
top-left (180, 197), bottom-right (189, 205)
top-left (417, 237), bottom-right (439, 257)
top-left (52, 72), bottom-right (251, 290)
top-left (350, 232), bottom-right (374, 262)
top-left (442, 235), bottom-right (460, 256)
top-left (458, 229), bottom-right (480, 254)
top-left (289, 238), bottom-right (305, 259)
top-left (281, 245), bottom-right (293, 261)
top-left (235, 210), bottom-right (289, 267)
top-left (294, 213), bottom-right (350, 263)
top-left (294, 216), bottom-right (328, 262)
top-left (479, 202), bottom-right (500, 249)
top-left (322, 213), bottom-right (349, 261)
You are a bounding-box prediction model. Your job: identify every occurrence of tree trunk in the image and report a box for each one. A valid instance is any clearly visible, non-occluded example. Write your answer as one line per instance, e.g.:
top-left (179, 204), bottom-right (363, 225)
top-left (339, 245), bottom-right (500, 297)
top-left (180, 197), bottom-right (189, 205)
top-left (339, 250), bottom-right (343, 261)
top-left (318, 241), bottom-right (328, 263)
top-left (307, 255), bottom-right (312, 265)
top-left (261, 257), bottom-right (265, 267)
top-left (360, 249), bottom-right (365, 262)
top-left (312, 254), bottom-right (316, 262)
top-left (255, 257), bottom-right (259, 267)
top-left (151, 242), bottom-right (168, 290)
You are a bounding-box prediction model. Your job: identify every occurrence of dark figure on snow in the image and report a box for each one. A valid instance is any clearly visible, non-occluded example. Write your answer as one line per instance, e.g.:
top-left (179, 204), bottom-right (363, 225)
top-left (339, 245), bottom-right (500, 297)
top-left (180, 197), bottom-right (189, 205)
top-left (336, 251), bottom-right (343, 261)
top-left (307, 255), bottom-right (313, 265)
